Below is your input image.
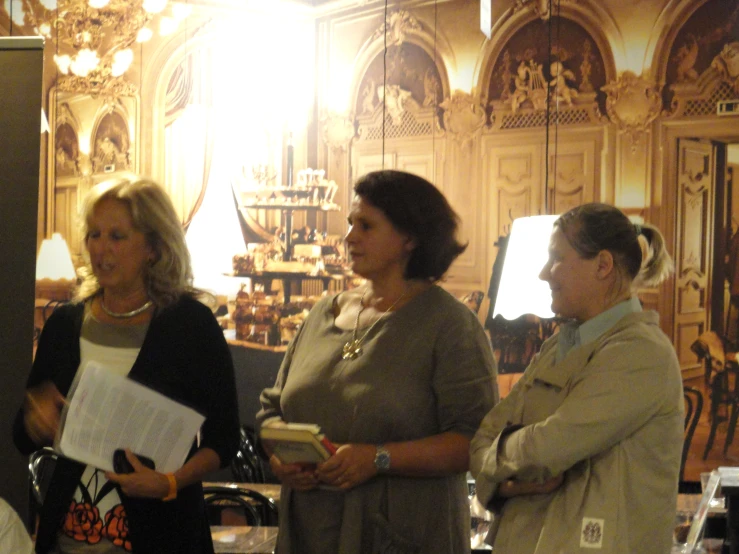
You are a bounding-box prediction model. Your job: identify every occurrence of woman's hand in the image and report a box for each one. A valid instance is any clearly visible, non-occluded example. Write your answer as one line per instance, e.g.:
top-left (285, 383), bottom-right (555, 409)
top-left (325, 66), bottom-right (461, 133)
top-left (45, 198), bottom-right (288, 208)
top-left (24, 381), bottom-right (66, 446)
top-left (269, 455), bottom-right (319, 492)
top-left (315, 444), bottom-right (376, 490)
top-left (496, 474), bottom-right (564, 499)
top-left (105, 449), bottom-right (170, 499)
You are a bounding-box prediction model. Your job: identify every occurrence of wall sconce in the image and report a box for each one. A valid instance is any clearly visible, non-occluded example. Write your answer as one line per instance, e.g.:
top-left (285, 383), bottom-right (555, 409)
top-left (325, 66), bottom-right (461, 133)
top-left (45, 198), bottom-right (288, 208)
top-left (493, 215), bottom-right (559, 320)
top-left (35, 233), bottom-right (77, 301)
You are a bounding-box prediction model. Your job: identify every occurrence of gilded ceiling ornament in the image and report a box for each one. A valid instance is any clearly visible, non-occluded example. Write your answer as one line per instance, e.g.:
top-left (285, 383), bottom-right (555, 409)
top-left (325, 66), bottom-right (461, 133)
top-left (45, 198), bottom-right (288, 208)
top-left (439, 91), bottom-right (486, 148)
top-left (601, 71), bottom-right (662, 150)
top-left (711, 42), bottom-right (739, 95)
top-left (371, 10), bottom-right (422, 47)
top-left (321, 112), bottom-right (356, 154)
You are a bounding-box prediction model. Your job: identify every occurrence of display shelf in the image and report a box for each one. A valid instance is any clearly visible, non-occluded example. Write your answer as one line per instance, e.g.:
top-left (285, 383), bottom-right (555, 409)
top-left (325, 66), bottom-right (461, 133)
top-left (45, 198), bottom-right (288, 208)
top-left (225, 271), bottom-right (345, 303)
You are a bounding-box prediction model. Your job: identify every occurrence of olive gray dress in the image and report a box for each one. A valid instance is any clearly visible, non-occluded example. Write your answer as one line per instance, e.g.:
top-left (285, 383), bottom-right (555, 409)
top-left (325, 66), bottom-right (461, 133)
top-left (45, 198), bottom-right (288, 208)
top-left (258, 285), bottom-right (497, 554)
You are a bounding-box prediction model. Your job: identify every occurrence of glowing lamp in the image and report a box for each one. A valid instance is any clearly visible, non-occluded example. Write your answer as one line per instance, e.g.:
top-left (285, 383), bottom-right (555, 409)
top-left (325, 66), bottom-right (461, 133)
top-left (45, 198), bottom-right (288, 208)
top-left (35, 233), bottom-right (77, 301)
top-left (493, 215), bottom-right (559, 320)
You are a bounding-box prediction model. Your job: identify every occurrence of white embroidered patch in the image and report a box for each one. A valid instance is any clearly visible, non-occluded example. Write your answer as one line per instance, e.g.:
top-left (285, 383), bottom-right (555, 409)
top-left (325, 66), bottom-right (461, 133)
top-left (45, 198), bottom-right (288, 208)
top-left (580, 517), bottom-right (604, 549)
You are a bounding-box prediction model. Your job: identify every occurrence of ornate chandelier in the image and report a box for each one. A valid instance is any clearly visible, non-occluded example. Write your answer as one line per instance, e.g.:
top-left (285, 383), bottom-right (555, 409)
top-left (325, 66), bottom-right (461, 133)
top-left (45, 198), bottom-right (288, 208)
top-left (22, 0), bottom-right (190, 96)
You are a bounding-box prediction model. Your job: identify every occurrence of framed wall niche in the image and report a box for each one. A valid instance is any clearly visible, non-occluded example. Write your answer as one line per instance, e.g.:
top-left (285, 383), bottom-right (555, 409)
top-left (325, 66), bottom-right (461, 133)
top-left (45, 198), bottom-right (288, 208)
top-left (47, 89), bottom-right (139, 258)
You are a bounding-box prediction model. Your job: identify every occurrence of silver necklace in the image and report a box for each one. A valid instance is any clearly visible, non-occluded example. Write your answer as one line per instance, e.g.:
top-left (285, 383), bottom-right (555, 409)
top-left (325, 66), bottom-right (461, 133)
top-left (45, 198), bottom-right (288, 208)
top-left (100, 297), bottom-right (154, 319)
top-left (342, 288), bottom-right (408, 360)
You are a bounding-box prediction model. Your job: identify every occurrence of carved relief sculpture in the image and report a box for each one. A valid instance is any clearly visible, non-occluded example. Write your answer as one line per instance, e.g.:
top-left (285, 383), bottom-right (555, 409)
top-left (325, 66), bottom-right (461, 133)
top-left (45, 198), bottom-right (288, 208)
top-left (377, 84), bottom-right (414, 126)
top-left (508, 59), bottom-right (547, 113)
top-left (321, 112), bottom-right (356, 155)
top-left (579, 41), bottom-right (594, 93)
top-left (361, 78), bottom-right (377, 114)
top-left (439, 91), bottom-right (486, 148)
top-left (422, 68), bottom-right (441, 107)
top-left (371, 9), bottom-right (422, 47)
top-left (712, 42), bottom-right (739, 95)
top-left (601, 71), bottom-right (662, 149)
top-left (673, 34), bottom-right (700, 83)
top-left (549, 61), bottom-right (579, 106)
top-left (55, 123), bottom-right (80, 177)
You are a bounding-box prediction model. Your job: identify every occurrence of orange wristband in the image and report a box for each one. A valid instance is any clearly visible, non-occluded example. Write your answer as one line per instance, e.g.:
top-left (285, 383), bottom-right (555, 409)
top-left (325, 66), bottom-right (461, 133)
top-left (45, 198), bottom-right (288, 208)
top-left (162, 473), bottom-right (177, 502)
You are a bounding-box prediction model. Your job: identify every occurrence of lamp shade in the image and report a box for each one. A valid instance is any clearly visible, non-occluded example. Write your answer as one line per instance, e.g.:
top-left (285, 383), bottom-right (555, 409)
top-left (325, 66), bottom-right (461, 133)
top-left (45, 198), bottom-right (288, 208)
top-left (36, 233), bottom-right (76, 281)
top-left (36, 233), bottom-right (76, 301)
top-left (493, 215), bottom-right (559, 320)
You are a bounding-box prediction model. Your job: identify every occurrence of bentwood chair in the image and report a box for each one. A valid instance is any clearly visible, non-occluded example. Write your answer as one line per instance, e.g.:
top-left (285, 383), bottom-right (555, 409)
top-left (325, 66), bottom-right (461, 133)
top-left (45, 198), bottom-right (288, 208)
top-left (203, 485), bottom-right (278, 527)
top-left (691, 332), bottom-right (739, 458)
top-left (681, 386), bottom-right (704, 484)
top-left (27, 448), bottom-right (58, 531)
top-left (230, 425), bottom-right (268, 484)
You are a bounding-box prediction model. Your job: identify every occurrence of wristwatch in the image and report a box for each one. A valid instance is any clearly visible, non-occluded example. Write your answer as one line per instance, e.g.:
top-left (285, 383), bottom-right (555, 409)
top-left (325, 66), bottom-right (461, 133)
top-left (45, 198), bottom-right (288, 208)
top-left (374, 445), bottom-right (391, 473)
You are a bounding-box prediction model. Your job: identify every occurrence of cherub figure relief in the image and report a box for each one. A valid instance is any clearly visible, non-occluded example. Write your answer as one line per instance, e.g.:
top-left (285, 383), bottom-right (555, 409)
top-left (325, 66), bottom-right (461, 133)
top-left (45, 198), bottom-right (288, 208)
top-left (423, 68), bottom-right (441, 107)
top-left (712, 41), bottom-right (739, 94)
top-left (549, 61), bottom-right (579, 106)
top-left (361, 78), bottom-right (376, 114)
top-left (673, 33), bottom-right (699, 83)
top-left (510, 62), bottom-right (530, 113)
top-left (377, 84), bottom-right (412, 125)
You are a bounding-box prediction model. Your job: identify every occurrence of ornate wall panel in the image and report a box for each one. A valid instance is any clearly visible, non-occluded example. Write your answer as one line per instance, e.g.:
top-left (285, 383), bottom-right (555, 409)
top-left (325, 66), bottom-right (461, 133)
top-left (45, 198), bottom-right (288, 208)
top-left (674, 138), bottom-right (714, 374)
top-left (547, 142), bottom-right (595, 215)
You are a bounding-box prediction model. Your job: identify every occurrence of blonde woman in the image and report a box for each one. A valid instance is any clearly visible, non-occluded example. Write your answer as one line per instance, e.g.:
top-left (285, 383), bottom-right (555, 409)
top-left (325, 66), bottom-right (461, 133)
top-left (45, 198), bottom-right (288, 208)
top-left (470, 203), bottom-right (680, 554)
top-left (14, 175), bottom-right (239, 553)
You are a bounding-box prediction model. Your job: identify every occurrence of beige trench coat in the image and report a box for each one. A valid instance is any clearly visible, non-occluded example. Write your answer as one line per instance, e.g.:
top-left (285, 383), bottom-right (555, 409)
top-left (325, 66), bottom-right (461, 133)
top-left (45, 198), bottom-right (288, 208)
top-left (470, 311), bottom-right (683, 554)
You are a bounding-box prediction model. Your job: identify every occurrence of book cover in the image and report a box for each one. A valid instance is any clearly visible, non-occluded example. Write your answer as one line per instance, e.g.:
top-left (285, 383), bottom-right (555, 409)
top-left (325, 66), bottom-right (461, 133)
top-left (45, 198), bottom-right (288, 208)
top-left (260, 422), bottom-right (336, 465)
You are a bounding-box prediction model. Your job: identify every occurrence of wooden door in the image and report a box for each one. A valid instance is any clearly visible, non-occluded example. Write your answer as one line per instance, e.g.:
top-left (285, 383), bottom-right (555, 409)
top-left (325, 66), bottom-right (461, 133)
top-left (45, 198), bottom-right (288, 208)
top-left (674, 138), bottom-right (716, 376)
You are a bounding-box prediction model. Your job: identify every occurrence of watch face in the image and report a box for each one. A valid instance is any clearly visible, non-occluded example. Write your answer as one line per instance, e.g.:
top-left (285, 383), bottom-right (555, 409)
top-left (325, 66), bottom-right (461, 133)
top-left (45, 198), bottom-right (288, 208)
top-left (375, 449), bottom-right (390, 471)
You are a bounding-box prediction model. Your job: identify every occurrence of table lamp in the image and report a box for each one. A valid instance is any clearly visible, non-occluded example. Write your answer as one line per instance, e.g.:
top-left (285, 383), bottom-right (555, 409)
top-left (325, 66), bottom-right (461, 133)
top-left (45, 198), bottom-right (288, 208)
top-left (35, 233), bottom-right (77, 301)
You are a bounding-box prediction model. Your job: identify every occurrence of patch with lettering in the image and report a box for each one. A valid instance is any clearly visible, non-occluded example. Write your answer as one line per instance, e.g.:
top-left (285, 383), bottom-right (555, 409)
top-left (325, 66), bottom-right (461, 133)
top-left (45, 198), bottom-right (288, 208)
top-left (580, 517), bottom-right (604, 548)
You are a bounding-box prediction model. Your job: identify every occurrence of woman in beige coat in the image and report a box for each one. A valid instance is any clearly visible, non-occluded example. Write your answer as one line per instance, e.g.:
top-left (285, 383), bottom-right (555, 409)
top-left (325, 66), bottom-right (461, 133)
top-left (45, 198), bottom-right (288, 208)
top-left (470, 203), bottom-right (682, 554)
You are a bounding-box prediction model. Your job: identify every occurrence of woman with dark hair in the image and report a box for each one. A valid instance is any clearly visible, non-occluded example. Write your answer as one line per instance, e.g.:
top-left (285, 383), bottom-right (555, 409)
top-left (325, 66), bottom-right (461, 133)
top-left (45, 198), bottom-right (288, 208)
top-left (14, 175), bottom-right (239, 553)
top-left (259, 170), bottom-right (497, 553)
top-left (470, 203), bottom-right (681, 554)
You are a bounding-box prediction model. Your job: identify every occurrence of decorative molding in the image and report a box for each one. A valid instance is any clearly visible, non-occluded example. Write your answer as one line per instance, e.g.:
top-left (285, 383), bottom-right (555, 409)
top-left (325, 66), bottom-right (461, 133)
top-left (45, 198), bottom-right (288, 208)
top-left (56, 73), bottom-right (138, 100)
top-left (601, 71), bottom-right (662, 151)
top-left (370, 9), bottom-right (423, 47)
top-left (439, 91), bottom-right (486, 149)
top-left (321, 112), bottom-right (356, 155)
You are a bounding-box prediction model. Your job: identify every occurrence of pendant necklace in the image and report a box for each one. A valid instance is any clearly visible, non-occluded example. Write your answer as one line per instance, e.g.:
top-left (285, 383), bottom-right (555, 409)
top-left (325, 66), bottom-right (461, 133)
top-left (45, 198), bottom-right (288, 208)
top-left (100, 296), bottom-right (154, 319)
top-left (342, 288), bottom-right (408, 361)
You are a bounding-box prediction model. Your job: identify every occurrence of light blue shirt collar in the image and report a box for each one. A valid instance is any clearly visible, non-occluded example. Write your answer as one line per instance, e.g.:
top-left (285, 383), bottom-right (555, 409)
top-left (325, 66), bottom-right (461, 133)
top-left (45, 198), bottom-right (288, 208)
top-left (556, 296), bottom-right (642, 362)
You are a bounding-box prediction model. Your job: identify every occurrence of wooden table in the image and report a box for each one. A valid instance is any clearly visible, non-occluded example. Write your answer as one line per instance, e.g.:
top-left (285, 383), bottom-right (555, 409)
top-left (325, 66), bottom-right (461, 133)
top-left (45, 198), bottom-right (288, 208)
top-left (211, 526), bottom-right (277, 553)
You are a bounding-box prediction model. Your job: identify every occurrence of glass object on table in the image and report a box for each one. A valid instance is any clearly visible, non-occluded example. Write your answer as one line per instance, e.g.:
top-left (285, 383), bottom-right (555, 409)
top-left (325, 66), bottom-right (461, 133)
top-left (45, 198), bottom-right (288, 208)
top-left (467, 477), bottom-right (493, 550)
top-left (701, 472), bottom-right (725, 510)
top-left (673, 510), bottom-right (694, 551)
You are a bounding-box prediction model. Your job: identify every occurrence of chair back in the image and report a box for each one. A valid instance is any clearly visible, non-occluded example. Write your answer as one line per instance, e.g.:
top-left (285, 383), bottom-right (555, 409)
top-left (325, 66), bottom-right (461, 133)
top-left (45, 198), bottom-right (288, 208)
top-left (230, 426), bottom-right (267, 484)
top-left (203, 485), bottom-right (278, 527)
top-left (681, 386), bottom-right (703, 482)
top-left (28, 448), bottom-right (58, 530)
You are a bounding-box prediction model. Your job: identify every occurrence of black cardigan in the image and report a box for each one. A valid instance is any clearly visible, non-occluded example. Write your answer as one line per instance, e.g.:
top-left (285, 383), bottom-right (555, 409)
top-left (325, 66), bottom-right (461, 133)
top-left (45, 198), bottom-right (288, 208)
top-left (13, 296), bottom-right (240, 553)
